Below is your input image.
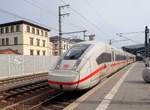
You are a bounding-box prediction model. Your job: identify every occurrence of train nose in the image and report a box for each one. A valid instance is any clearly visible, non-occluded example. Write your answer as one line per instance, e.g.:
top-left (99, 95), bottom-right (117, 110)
top-left (48, 70), bottom-right (79, 90)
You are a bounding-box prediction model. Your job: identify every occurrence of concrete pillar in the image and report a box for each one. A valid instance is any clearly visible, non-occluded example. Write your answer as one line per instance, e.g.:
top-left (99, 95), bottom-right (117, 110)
top-left (143, 67), bottom-right (150, 83)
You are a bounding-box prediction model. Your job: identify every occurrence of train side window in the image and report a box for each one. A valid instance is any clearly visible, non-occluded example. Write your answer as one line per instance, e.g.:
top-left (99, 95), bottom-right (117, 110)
top-left (105, 53), bottom-right (111, 62)
top-left (96, 54), bottom-right (103, 65)
top-left (115, 54), bottom-right (126, 61)
top-left (96, 53), bottom-right (111, 65)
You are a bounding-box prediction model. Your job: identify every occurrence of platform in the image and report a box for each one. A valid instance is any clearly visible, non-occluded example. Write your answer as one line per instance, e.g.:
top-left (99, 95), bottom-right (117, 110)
top-left (64, 62), bottom-right (150, 110)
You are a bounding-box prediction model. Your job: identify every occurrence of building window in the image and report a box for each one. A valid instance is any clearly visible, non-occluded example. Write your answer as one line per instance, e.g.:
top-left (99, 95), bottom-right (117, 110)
top-left (54, 52), bottom-right (58, 56)
top-left (11, 25), bottom-right (14, 32)
top-left (14, 37), bottom-right (18, 45)
top-left (27, 26), bottom-right (30, 32)
top-left (6, 38), bottom-right (9, 45)
top-left (2, 38), bottom-right (5, 46)
top-left (32, 28), bottom-right (35, 34)
top-left (54, 44), bottom-right (58, 49)
top-left (36, 39), bottom-right (40, 46)
top-left (45, 32), bottom-right (48, 37)
top-left (64, 44), bottom-right (66, 49)
top-left (53, 40), bottom-right (57, 43)
top-left (16, 25), bottom-right (20, 32)
top-left (30, 49), bottom-right (34, 55)
top-left (41, 30), bottom-right (43, 36)
top-left (5, 27), bottom-right (9, 33)
top-left (1, 27), bottom-right (4, 34)
top-left (37, 50), bottom-right (40, 55)
top-left (42, 40), bottom-right (45, 47)
top-left (37, 29), bottom-right (39, 35)
top-left (30, 37), bottom-right (34, 46)
top-left (43, 50), bottom-right (46, 55)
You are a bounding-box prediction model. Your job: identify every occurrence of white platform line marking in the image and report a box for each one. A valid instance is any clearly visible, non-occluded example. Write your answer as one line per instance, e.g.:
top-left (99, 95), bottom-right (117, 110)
top-left (95, 63), bottom-right (136, 110)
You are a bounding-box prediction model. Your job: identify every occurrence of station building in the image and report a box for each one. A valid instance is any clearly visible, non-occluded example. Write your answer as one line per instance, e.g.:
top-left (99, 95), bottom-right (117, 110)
top-left (0, 20), bottom-right (51, 56)
top-left (50, 36), bottom-right (83, 56)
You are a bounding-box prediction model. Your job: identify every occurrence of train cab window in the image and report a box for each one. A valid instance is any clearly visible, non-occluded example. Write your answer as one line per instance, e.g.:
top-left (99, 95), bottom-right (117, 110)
top-left (64, 44), bottom-right (90, 60)
top-left (96, 53), bottom-right (111, 65)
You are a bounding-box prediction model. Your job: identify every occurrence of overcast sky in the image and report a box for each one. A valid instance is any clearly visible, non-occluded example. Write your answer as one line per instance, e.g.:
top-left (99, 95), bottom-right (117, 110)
top-left (0, 0), bottom-right (148, 48)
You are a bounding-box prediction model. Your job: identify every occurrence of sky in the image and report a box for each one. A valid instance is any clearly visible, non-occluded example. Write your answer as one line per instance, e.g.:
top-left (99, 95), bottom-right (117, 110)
top-left (0, 0), bottom-right (148, 48)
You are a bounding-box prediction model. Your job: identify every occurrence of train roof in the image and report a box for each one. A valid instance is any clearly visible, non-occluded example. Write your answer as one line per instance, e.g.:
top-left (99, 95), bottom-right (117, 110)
top-left (76, 41), bottom-right (135, 56)
top-left (77, 41), bottom-right (105, 45)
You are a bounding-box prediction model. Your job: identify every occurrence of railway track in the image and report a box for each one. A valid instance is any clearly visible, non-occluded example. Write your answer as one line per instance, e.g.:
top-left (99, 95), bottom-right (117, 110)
top-left (0, 65), bottom-right (131, 110)
top-left (0, 73), bottom-right (48, 92)
top-left (0, 82), bottom-right (81, 110)
top-left (27, 65), bottom-right (130, 110)
top-left (0, 80), bottom-right (60, 110)
top-left (28, 91), bottom-right (87, 110)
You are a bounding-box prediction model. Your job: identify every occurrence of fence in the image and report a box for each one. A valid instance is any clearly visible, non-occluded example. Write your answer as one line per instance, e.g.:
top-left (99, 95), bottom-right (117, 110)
top-left (0, 55), bottom-right (59, 79)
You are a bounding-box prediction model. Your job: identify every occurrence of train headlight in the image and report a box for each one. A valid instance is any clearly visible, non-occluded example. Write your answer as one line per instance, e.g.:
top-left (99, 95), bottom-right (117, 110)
top-left (72, 59), bottom-right (82, 71)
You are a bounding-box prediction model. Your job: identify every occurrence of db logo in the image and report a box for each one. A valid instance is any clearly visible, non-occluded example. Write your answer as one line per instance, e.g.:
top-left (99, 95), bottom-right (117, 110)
top-left (63, 64), bottom-right (69, 69)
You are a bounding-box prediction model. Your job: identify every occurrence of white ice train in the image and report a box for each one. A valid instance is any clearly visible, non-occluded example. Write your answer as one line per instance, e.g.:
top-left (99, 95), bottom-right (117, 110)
top-left (48, 41), bottom-right (135, 91)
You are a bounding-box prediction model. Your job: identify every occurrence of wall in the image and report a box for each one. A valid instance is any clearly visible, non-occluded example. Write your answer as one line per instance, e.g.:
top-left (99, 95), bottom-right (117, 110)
top-left (0, 55), bottom-right (59, 79)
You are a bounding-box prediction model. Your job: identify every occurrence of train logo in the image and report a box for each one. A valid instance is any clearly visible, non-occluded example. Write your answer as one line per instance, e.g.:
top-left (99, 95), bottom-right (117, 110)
top-left (63, 64), bottom-right (69, 69)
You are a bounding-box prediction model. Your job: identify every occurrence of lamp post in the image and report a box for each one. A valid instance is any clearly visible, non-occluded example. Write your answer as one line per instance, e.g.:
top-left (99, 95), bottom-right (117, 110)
top-left (143, 26), bottom-right (150, 83)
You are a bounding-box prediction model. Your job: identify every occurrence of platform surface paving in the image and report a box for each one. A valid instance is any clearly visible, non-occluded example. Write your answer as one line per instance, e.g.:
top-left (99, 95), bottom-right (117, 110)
top-left (72, 62), bottom-right (150, 110)
top-left (107, 62), bottom-right (150, 110)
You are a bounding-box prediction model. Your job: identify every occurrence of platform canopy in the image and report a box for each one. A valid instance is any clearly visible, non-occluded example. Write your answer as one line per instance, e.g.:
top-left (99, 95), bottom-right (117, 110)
top-left (122, 44), bottom-right (145, 60)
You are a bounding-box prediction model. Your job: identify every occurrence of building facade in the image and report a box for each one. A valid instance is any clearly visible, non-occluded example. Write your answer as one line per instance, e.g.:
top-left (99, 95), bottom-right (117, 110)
top-left (50, 36), bottom-right (83, 56)
top-left (0, 20), bottom-right (51, 56)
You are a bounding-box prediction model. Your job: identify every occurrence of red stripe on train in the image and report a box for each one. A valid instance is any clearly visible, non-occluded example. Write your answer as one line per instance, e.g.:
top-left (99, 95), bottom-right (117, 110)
top-left (48, 65), bottom-right (106, 85)
top-left (48, 61), bottom-right (128, 85)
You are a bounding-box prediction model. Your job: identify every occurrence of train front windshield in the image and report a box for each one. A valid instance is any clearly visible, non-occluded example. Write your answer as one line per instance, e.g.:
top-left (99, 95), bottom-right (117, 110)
top-left (64, 44), bottom-right (90, 60)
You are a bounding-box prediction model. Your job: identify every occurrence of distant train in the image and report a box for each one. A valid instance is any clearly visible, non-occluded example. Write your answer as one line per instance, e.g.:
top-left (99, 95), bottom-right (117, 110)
top-left (48, 41), bottom-right (135, 91)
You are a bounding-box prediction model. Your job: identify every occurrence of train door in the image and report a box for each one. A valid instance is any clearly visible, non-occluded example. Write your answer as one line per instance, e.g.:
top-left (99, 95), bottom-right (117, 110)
top-left (111, 49), bottom-right (115, 62)
top-left (89, 52), bottom-right (102, 88)
top-left (78, 57), bottom-right (92, 89)
top-left (111, 49), bottom-right (116, 72)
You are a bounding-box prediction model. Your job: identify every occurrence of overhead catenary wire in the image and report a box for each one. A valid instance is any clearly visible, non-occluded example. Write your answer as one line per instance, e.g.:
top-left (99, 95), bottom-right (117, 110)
top-left (83, 0), bottom-right (116, 33)
top-left (116, 31), bottom-right (144, 44)
top-left (63, 21), bottom-right (86, 31)
top-left (83, 0), bottom-right (145, 45)
top-left (23, 0), bottom-right (86, 31)
top-left (23, 0), bottom-right (96, 35)
top-left (59, 0), bottom-right (113, 38)
top-left (60, 0), bottom-right (145, 47)
top-left (117, 31), bottom-right (144, 35)
top-left (116, 33), bottom-right (143, 44)
top-left (0, 0), bottom-right (86, 33)
top-left (23, 0), bottom-right (57, 16)
top-left (0, 8), bottom-right (59, 32)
